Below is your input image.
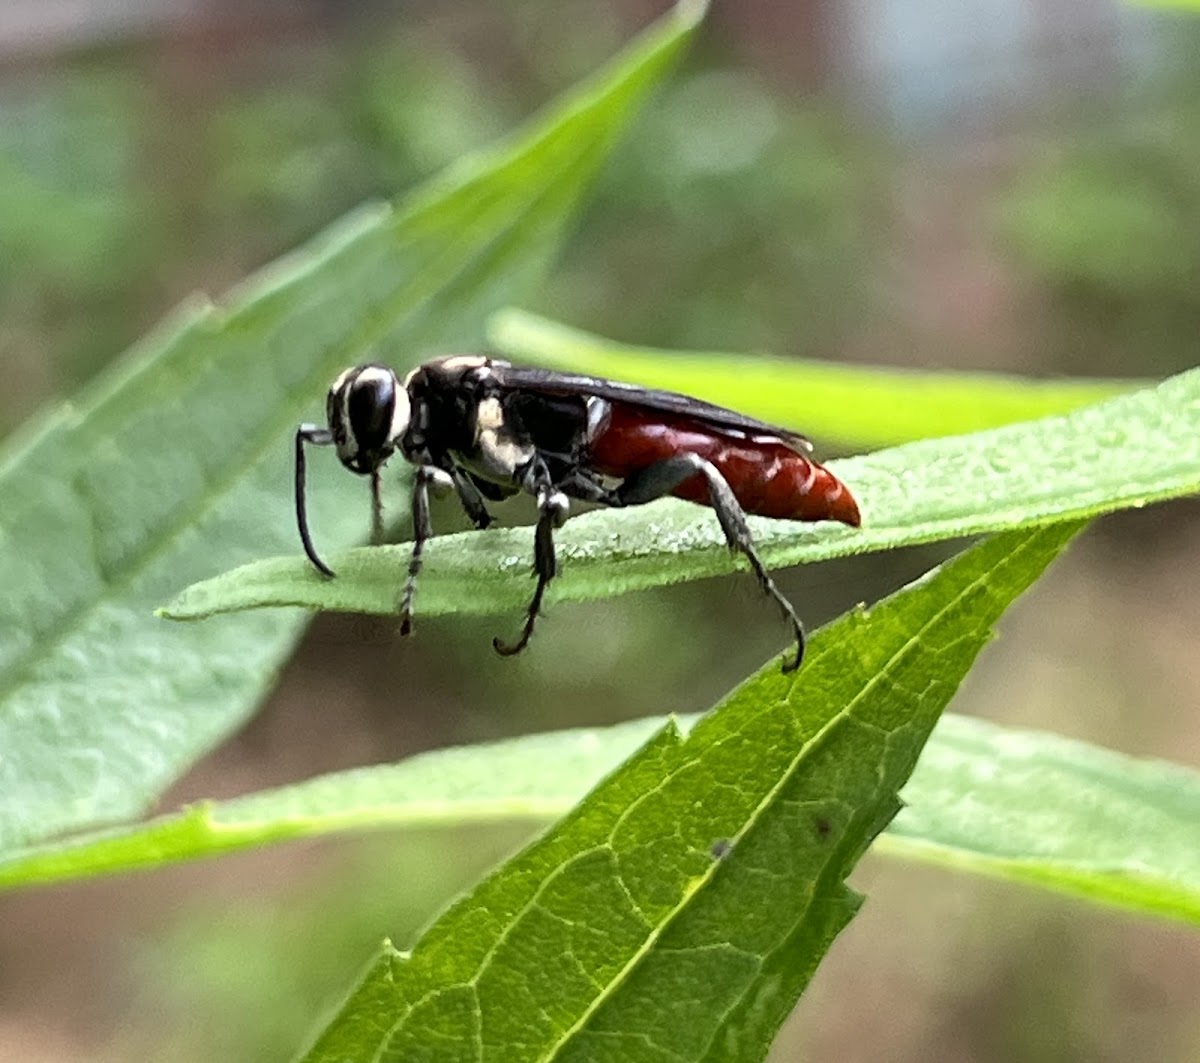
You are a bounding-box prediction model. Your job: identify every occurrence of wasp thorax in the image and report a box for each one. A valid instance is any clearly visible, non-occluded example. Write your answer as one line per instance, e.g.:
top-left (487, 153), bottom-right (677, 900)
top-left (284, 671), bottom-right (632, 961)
top-left (327, 364), bottom-right (410, 475)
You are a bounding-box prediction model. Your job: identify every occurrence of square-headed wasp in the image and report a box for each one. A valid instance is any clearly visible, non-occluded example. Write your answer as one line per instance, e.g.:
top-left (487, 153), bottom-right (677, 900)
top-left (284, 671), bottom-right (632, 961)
top-left (296, 356), bottom-right (860, 671)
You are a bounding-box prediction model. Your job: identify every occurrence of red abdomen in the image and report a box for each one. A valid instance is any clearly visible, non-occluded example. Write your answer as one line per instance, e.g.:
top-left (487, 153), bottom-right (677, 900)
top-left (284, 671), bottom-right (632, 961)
top-left (588, 404), bottom-right (861, 526)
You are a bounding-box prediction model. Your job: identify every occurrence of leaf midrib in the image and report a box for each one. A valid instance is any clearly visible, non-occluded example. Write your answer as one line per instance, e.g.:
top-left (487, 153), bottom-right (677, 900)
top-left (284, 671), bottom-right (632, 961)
top-left (374, 529), bottom-right (1038, 1062)
top-left (646, 531), bottom-right (1055, 1063)
top-left (536, 549), bottom-right (988, 1063)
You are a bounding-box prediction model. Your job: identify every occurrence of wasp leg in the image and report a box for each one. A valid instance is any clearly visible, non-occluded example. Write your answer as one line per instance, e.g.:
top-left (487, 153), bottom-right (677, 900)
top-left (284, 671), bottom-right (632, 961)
top-left (555, 468), bottom-right (613, 505)
top-left (449, 467), bottom-right (495, 530)
top-left (468, 471), bottom-right (517, 504)
top-left (615, 455), bottom-right (806, 672)
top-left (296, 424), bottom-right (336, 577)
top-left (493, 471), bottom-right (568, 658)
top-left (370, 469), bottom-right (385, 545)
top-left (399, 466), bottom-right (440, 636)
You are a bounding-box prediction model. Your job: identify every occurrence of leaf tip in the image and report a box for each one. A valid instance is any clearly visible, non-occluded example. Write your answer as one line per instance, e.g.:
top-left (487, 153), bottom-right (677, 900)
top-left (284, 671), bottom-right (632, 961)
top-left (154, 601), bottom-right (189, 622)
top-left (674, 0), bottom-right (710, 27)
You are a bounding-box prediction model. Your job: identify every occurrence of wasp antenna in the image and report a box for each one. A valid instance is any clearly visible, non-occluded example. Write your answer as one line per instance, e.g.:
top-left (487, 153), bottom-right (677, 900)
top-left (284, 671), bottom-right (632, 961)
top-left (295, 424), bottom-right (336, 578)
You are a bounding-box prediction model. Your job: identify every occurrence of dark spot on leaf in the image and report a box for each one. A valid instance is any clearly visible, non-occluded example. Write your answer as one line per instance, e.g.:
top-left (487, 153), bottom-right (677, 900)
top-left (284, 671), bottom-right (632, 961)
top-left (710, 838), bottom-right (732, 859)
top-left (814, 816), bottom-right (832, 840)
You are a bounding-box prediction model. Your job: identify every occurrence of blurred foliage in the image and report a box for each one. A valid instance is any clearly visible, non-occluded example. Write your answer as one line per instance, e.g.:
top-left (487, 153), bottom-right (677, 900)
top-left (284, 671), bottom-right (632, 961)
top-left (0, 66), bottom-right (153, 392)
top-left (0, 20), bottom-right (879, 432)
top-left (0, 34), bottom-right (516, 431)
top-left (1, 5), bottom-right (1198, 1063)
top-left (1001, 135), bottom-right (1200, 301)
top-left (0, 69), bottom-right (142, 293)
top-left (997, 24), bottom-right (1200, 376)
top-left (116, 829), bottom-right (533, 1063)
top-left (542, 66), bottom-right (880, 354)
top-left (201, 39), bottom-right (514, 256)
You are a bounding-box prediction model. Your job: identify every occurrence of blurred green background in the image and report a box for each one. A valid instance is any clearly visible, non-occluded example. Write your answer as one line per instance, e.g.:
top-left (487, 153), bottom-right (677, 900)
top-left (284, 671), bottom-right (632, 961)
top-left (1, 1), bottom-right (1198, 1061)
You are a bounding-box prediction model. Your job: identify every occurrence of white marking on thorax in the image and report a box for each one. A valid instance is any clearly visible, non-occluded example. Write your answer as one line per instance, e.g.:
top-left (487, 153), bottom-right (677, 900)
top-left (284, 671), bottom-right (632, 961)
top-left (473, 395), bottom-right (534, 479)
top-left (404, 355), bottom-right (489, 388)
top-left (439, 354), bottom-right (490, 373)
top-left (476, 396), bottom-right (506, 432)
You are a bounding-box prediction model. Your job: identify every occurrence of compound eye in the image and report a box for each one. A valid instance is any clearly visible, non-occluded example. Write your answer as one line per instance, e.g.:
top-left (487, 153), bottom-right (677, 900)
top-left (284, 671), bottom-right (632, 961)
top-left (348, 370), bottom-right (396, 452)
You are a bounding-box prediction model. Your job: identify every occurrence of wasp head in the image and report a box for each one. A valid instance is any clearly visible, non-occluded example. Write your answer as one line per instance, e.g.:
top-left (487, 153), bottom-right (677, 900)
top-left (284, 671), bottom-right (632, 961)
top-left (326, 364), bottom-right (411, 475)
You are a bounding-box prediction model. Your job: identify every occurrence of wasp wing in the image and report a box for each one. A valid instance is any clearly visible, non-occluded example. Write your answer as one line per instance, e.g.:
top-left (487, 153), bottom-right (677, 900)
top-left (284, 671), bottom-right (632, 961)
top-left (490, 364), bottom-right (813, 452)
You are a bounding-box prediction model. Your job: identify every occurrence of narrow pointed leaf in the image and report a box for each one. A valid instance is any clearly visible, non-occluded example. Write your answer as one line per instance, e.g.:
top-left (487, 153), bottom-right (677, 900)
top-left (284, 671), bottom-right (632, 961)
top-left (2, 707), bottom-right (1197, 927)
top-left (162, 367), bottom-right (1200, 623)
top-left (299, 522), bottom-right (1081, 1063)
top-left (1128, 0), bottom-right (1200, 9)
top-left (0, 0), bottom-right (705, 853)
top-left (489, 308), bottom-right (1143, 447)
top-left (877, 712), bottom-right (1200, 923)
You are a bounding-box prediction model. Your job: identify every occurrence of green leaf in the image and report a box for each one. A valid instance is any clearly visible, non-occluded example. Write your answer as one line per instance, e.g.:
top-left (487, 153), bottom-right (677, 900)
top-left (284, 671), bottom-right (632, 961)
top-left (161, 366), bottom-right (1200, 625)
top-left (1126, 0), bottom-right (1200, 9)
top-left (489, 308), bottom-right (1143, 447)
top-left (0, 1), bottom-right (704, 854)
top-left (878, 712), bottom-right (1200, 923)
top-left (298, 522), bottom-right (1080, 1063)
top-left (3, 705), bottom-right (1198, 928)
